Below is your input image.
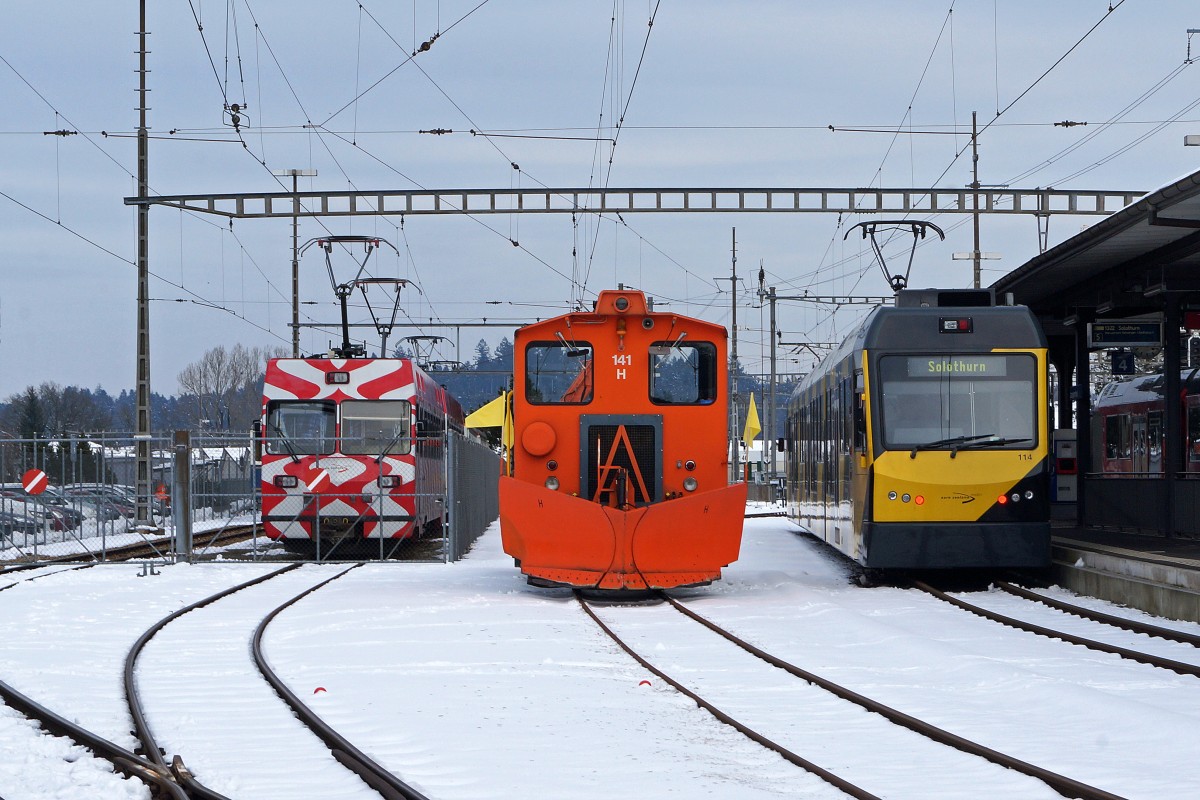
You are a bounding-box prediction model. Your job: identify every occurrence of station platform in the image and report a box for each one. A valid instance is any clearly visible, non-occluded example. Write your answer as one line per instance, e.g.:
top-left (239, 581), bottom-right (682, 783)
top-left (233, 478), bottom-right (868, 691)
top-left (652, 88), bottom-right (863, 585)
top-left (1049, 517), bottom-right (1200, 623)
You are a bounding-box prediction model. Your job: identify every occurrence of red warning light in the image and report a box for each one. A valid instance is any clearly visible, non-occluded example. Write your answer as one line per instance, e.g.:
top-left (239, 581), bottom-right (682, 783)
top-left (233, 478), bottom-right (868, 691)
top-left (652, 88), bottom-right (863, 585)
top-left (997, 494), bottom-right (1008, 505)
top-left (939, 317), bottom-right (974, 334)
top-left (914, 495), bottom-right (925, 505)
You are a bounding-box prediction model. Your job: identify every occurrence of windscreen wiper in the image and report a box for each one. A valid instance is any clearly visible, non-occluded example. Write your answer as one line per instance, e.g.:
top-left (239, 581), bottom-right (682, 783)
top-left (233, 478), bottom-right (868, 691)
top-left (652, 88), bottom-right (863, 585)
top-left (954, 436), bottom-right (1033, 453)
top-left (376, 425), bottom-right (410, 464)
top-left (909, 433), bottom-right (997, 459)
top-left (270, 423), bottom-right (302, 464)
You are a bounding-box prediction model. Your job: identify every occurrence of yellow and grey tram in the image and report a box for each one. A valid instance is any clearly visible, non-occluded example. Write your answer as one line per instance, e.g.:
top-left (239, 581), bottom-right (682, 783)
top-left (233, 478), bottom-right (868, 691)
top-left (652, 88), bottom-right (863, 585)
top-left (784, 289), bottom-right (1051, 571)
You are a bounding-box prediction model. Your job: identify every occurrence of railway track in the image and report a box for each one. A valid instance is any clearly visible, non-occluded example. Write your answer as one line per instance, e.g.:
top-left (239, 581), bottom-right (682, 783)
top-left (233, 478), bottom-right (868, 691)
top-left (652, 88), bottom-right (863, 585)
top-left (915, 581), bottom-right (1200, 678)
top-left (577, 590), bottom-right (1126, 800)
top-left (0, 564), bottom-right (187, 799)
top-left (0, 524), bottom-right (262, 569)
top-left (126, 562), bottom-right (428, 799)
top-left (251, 568), bottom-right (431, 800)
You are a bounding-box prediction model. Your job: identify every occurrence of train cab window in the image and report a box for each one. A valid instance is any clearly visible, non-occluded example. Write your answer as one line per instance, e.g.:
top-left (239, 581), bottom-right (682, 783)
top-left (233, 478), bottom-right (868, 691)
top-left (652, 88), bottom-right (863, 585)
top-left (340, 400), bottom-right (411, 455)
top-left (526, 341), bottom-right (594, 404)
top-left (877, 353), bottom-right (1037, 450)
top-left (649, 342), bottom-right (717, 405)
top-left (265, 401), bottom-right (335, 455)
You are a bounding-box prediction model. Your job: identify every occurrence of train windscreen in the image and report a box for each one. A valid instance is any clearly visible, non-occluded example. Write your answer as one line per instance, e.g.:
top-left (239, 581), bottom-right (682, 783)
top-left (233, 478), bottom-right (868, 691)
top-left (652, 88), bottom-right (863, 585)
top-left (878, 353), bottom-right (1037, 449)
top-left (525, 341), bottom-right (594, 404)
top-left (265, 401), bottom-right (336, 455)
top-left (340, 399), bottom-right (411, 455)
top-left (649, 342), bottom-right (718, 404)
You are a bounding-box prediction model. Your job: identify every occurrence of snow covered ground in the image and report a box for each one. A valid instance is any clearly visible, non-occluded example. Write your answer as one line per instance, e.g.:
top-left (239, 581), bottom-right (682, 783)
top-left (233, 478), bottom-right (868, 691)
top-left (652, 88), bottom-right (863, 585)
top-left (2, 512), bottom-right (1199, 799)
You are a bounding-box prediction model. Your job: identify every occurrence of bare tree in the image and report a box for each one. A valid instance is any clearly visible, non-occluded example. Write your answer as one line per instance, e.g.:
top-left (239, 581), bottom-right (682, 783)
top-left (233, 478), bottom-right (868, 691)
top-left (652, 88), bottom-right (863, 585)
top-left (178, 344), bottom-right (286, 431)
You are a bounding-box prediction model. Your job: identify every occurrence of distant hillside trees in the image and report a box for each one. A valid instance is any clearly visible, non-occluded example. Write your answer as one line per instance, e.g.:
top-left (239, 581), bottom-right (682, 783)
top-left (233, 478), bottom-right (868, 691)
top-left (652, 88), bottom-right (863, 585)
top-left (0, 383), bottom-right (120, 482)
top-left (0, 339), bottom-right (794, 444)
top-left (419, 338), bottom-right (514, 417)
top-left (0, 383), bottom-right (114, 437)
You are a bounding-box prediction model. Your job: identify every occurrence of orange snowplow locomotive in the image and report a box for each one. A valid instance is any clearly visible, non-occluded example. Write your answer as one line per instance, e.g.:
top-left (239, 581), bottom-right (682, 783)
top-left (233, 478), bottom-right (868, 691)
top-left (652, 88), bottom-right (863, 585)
top-left (500, 289), bottom-right (746, 589)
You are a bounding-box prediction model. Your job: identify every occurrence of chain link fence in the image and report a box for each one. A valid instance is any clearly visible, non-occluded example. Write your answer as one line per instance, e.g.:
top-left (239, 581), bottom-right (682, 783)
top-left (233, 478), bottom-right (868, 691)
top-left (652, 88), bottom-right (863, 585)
top-left (0, 430), bottom-right (500, 566)
top-left (447, 431), bottom-right (502, 561)
top-left (0, 433), bottom-right (174, 564)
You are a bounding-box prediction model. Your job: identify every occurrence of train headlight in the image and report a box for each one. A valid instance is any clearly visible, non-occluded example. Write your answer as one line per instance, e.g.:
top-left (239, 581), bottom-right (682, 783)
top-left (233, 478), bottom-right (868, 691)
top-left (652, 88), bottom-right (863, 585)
top-left (274, 475), bottom-right (299, 488)
top-left (901, 493), bottom-right (911, 503)
top-left (888, 491), bottom-right (897, 501)
top-left (545, 476), bottom-right (560, 491)
top-left (1024, 490), bottom-right (1035, 500)
top-left (684, 460), bottom-right (696, 471)
top-left (683, 477), bottom-right (698, 492)
top-left (1010, 493), bottom-right (1021, 503)
top-left (379, 475), bottom-right (401, 488)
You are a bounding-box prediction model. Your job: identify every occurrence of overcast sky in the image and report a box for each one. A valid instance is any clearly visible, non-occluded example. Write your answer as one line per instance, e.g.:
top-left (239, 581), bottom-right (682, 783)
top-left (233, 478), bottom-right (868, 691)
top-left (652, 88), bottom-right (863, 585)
top-left (3, 1), bottom-right (1200, 402)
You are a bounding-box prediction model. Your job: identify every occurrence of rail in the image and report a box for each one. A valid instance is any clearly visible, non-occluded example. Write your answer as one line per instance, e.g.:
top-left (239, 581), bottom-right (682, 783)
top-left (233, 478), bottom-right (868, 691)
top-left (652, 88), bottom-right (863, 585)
top-left (915, 581), bottom-right (1200, 678)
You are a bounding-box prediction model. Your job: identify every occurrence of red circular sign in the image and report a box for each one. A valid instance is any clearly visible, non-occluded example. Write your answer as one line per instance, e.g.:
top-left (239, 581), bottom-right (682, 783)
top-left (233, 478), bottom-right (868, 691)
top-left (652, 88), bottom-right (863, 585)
top-left (22, 469), bottom-right (48, 495)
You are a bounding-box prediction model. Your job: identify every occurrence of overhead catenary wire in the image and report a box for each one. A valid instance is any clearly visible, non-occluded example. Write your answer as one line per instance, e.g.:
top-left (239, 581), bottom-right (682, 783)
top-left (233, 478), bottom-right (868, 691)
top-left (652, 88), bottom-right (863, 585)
top-left (0, 45), bottom-right (319, 346)
top-left (580, 1), bottom-right (664, 301)
top-left (799, 0), bottom-right (1135, 341)
top-left (9, 1), bottom-right (1186, 389)
top-left (183, 1), bottom-right (458, 350)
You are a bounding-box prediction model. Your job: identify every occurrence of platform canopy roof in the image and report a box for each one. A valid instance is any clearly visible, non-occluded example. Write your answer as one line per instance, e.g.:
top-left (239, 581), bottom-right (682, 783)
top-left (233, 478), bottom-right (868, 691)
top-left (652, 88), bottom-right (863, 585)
top-left (993, 168), bottom-right (1200, 322)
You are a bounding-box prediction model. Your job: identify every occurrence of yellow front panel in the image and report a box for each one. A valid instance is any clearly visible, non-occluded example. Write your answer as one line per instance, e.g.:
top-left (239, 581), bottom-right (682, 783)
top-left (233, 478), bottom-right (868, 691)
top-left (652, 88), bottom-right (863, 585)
top-left (872, 449), bottom-right (1042, 522)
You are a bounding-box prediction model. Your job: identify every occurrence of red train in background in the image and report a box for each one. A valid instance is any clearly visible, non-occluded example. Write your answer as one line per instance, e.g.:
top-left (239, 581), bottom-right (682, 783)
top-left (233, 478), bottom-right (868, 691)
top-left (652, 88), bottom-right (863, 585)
top-left (499, 288), bottom-right (746, 589)
top-left (258, 357), bottom-right (464, 556)
top-left (1093, 367), bottom-right (1200, 474)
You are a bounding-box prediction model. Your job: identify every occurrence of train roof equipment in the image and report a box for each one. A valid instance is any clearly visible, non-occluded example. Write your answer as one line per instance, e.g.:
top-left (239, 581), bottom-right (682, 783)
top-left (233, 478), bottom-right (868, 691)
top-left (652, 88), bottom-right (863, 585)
top-left (844, 219), bottom-right (945, 293)
top-left (299, 235), bottom-right (407, 358)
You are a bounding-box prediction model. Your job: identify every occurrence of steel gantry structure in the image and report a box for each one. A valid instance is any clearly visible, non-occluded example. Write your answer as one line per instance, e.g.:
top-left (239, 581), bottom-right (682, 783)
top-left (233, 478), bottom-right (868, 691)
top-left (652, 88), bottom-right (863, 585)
top-left (126, 183), bottom-right (1140, 502)
top-left (128, 186), bottom-right (1139, 223)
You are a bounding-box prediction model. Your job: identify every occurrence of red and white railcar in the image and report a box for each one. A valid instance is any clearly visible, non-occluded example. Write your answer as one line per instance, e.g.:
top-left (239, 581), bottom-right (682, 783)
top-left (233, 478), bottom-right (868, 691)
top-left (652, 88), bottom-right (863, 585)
top-left (1093, 367), bottom-right (1200, 475)
top-left (259, 357), bottom-right (464, 554)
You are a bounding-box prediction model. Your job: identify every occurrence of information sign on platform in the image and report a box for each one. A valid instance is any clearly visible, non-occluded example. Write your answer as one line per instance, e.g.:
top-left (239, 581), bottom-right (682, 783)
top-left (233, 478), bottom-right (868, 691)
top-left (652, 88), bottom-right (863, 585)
top-left (1087, 321), bottom-right (1162, 348)
top-left (1111, 351), bottom-right (1135, 375)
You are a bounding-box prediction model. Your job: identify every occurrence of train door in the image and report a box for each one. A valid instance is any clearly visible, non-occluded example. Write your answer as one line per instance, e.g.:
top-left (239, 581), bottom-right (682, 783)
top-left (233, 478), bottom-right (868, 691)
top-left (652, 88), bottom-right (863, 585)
top-left (1131, 414), bottom-right (1148, 474)
top-left (838, 374), bottom-right (854, 541)
top-left (828, 381), bottom-right (840, 543)
top-left (1147, 411), bottom-right (1163, 474)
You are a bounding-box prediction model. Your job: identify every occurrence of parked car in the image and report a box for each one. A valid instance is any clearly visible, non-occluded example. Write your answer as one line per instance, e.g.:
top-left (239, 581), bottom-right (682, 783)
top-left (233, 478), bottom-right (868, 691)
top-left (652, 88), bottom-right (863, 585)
top-left (0, 499), bottom-right (49, 534)
top-left (0, 488), bottom-right (82, 531)
top-left (41, 487), bottom-right (121, 522)
top-left (0, 508), bottom-right (40, 538)
top-left (61, 485), bottom-right (137, 519)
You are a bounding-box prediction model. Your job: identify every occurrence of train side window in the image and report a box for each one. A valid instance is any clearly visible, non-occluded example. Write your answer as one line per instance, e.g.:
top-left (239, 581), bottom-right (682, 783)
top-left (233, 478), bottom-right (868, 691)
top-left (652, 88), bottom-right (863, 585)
top-left (854, 392), bottom-right (866, 453)
top-left (649, 342), bottom-right (718, 404)
top-left (1189, 406), bottom-right (1200, 462)
top-left (1105, 414), bottom-right (1130, 459)
top-left (526, 342), bottom-right (594, 404)
top-left (265, 401), bottom-right (336, 455)
top-left (340, 400), bottom-right (411, 455)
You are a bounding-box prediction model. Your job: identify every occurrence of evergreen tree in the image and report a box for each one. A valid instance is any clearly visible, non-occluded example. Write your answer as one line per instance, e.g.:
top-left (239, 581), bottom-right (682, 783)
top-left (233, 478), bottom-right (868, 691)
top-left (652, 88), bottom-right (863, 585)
top-left (15, 387), bottom-right (47, 439)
